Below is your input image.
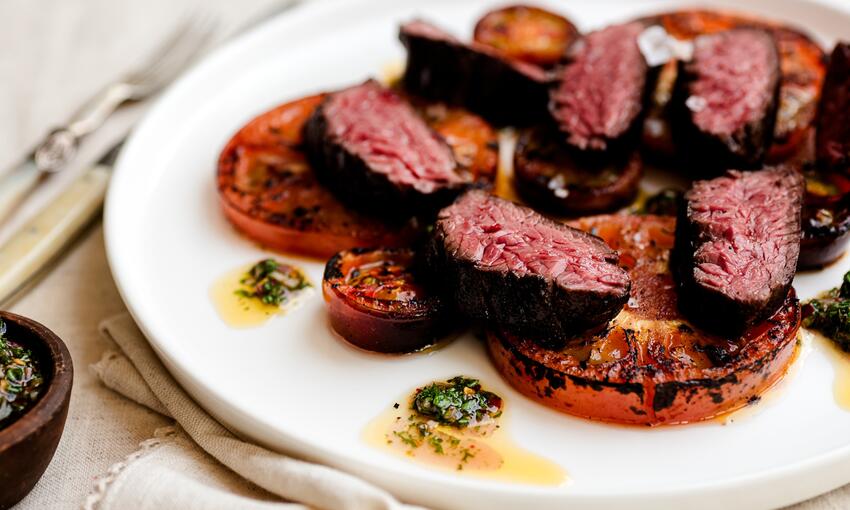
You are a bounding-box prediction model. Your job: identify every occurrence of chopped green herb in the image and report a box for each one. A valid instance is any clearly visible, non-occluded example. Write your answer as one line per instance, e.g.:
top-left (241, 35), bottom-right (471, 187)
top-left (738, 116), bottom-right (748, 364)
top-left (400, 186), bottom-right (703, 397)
top-left (427, 435), bottom-right (445, 455)
top-left (0, 320), bottom-right (43, 429)
top-left (804, 270), bottom-right (850, 352)
top-left (236, 259), bottom-right (311, 306)
top-left (393, 429), bottom-right (420, 449)
top-left (412, 376), bottom-right (503, 428)
top-left (461, 447), bottom-right (476, 463)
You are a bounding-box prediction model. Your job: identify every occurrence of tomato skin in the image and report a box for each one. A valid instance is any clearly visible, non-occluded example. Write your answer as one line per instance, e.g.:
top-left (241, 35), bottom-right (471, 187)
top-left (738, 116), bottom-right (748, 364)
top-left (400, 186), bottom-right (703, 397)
top-left (487, 215), bottom-right (801, 426)
top-left (799, 169), bottom-right (850, 269)
top-left (322, 248), bottom-right (453, 354)
top-left (800, 215), bottom-right (850, 269)
top-left (473, 5), bottom-right (580, 67)
top-left (488, 298), bottom-right (798, 425)
top-left (513, 128), bottom-right (642, 216)
top-left (219, 198), bottom-right (413, 259)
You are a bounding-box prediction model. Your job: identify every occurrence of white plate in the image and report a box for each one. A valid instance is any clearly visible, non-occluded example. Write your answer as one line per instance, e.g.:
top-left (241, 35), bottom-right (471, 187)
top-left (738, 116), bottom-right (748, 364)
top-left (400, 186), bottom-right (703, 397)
top-left (104, 0), bottom-right (850, 508)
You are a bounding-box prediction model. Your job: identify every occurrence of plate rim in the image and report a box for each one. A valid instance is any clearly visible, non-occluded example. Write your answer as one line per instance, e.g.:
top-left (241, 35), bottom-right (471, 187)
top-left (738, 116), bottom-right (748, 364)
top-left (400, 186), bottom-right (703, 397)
top-left (104, 0), bottom-right (850, 507)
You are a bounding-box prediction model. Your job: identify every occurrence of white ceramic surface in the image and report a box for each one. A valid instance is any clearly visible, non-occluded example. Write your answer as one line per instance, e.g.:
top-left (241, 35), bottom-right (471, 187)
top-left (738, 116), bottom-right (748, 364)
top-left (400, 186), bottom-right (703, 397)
top-left (104, 1), bottom-right (850, 508)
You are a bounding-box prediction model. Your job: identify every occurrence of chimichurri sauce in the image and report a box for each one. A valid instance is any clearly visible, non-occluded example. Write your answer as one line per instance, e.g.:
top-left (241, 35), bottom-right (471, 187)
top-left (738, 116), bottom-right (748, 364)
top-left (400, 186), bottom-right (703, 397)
top-left (803, 270), bottom-right (850, 352)
top-left (385, 376), bottom-right (505, 472)
top-left (0, 320), bottom-right (43, 429)
top-left (412, 376), bottom-right (503, 428)
top-left (236, 259), bottom-right (311, 306)
top-left (364, 376), bottom-right (566, 483)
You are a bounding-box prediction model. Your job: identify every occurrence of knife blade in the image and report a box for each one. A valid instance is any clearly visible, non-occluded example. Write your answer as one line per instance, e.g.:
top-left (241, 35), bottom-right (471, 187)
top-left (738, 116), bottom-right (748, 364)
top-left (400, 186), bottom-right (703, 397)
top-left (0, 141), bottom-right (122, 306)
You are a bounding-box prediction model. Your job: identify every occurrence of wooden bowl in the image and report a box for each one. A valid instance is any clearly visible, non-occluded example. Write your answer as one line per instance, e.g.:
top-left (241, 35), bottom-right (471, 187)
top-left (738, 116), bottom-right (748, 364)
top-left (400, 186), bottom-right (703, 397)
top-left (0, 311), bottom-right (73, 509)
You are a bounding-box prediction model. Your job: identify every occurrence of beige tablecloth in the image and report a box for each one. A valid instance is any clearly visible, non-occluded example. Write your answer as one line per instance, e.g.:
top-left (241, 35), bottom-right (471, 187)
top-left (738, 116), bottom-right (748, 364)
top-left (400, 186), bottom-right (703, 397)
top-left (2, 0), bottom-right (850, 508)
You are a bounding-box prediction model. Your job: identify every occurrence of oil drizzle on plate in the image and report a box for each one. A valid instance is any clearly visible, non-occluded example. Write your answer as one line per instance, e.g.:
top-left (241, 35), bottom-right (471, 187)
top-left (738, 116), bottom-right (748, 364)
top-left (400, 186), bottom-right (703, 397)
top-left (381, 59), bottom-right (405, 86)
top-left (210, 262), bottom-right (313, 328)
top-left (713, 332), bottom-right (809, 425)
top-left (363, 395), bottom-right (567, 486)
top-left (812, 331), bottom-right (850, 411)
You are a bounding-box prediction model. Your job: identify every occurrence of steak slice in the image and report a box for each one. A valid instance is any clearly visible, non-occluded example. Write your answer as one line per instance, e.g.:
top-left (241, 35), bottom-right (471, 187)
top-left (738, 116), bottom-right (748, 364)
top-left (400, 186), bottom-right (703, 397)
top-left (673, 167), bottom-right (804, 335)
top-left (676, 29), bottom-right (781, 170)
top-left (816, 42), bottom-right (850, 172)
top-left (400, 20), bottom-right (550, 126)
top-left (549, 22), bottom-right (649, 152)
top-left (427, 190), bottom-right (631, 346)
top-left (303, 80), bottom-right (465, 217)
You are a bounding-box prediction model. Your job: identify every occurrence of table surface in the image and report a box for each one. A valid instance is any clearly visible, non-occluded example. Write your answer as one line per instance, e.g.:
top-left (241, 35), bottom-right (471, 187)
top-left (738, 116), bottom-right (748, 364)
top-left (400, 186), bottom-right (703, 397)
top-left (2, 0), bottom-right (849, 508)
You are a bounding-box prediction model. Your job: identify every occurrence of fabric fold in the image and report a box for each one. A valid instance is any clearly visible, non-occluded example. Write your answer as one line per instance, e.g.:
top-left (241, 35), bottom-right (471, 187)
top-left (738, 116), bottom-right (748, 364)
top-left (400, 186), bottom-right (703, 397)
top-left (92, 313), bottom-right (422, 510)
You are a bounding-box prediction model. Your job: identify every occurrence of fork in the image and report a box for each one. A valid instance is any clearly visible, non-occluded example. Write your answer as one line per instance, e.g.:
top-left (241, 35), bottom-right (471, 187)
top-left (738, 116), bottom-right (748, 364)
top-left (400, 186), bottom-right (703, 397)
top-left (0, 13), bottom-right (218, 225)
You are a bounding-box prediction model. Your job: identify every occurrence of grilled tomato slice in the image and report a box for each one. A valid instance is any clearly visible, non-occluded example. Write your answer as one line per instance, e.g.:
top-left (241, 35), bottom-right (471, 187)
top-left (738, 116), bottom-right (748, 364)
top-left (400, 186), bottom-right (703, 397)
top-left (415, 101), bottom-right (499, 186)
top-left (639, 10), bottom-right (826, 161)
top-left (323, 247), bottom-right (453, 353)
top-left (217, 94), bottom-right (419, 258)
top-left (513, 128), bottom-right (642, 216)
top-left (217, 95), bottom-right (499, 259)
top-left (488, 214), bottom-right (801, 426)
top-left (473, 5), bottom-right (580, 67)
top-left (800, 167), bottom-right (850, 269)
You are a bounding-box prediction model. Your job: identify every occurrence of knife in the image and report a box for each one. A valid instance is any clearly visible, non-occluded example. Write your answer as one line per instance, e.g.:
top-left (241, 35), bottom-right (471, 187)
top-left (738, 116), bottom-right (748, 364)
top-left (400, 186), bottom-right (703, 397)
top-left (0, 142), bottom-right (122, 306)
top-left (0, 1), bottom-right (303, 307)
top-left (0, 1), bottom-right (301, 228)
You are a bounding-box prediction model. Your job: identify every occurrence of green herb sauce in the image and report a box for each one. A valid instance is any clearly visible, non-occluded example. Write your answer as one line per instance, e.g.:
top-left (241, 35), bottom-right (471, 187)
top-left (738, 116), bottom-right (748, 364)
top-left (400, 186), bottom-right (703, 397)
top-left (236, 259), bottom-right (311, 306)
top-left (388, 413), bottom-right (483, 470)
top-left (412, 376), bottom-right (503, 429)
top-left (804, 270), bottom-right (850, 352)
top-left (0, 320), bottom-right (44, 429)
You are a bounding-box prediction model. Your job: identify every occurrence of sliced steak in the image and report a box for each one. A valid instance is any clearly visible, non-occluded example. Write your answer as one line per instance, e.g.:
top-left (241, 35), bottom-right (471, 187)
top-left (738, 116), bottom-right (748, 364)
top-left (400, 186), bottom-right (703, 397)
top-left (400, 20), bottom-right (550, 126)
top-left (673, 167), bottom-right (804, 335)
top-left (427, 190), bottom-right (631, 346)
top-left (675, 28), bottom-right (781, 170)
top-left (549, 22), bottom-right (649, 152)
top-left (816, 42), bottom-right (850, 172)
top-left (303, 80), bottom-right (465, 217)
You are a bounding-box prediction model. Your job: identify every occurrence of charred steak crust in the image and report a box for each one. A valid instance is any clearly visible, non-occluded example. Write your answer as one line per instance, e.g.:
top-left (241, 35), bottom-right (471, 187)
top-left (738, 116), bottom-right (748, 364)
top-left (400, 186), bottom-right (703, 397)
top-left (548, 22), bottom-right (650, 152)
top-left (674, 28), bottom-right (781, 171)
top-left (673, 167), bottom-right (804, 335)
top-left (816, 42), bottom-right (850, 172)
top-left (303, 81), bottom-right (466, 217)
top-left (399, 20), bottom-right (551, 126)
top-left (427, 191), bottom-right (631, 346)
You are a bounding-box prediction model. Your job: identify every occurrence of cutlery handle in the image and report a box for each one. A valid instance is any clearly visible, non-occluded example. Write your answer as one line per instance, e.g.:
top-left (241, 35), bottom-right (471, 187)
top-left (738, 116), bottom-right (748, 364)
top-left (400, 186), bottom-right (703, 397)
top-left (33, 83), bottom-right (135, 174)
top-left (0, 165), bottom-right (110, 306)
top-left (0, 159), bottom-right (42, 225)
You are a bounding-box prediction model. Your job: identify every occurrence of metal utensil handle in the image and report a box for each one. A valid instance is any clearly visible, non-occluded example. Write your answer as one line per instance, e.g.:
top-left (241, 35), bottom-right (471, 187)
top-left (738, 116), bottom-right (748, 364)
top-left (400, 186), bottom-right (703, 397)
top-left (33, 83), bottom-right (135, 173)
top-left (0, 164), bottom-right (110, 306)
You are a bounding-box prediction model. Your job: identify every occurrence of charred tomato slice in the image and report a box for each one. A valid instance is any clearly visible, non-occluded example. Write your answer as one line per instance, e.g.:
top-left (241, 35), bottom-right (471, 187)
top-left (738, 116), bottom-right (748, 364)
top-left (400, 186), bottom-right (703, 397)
top-left (473, 5), bottom-right (580, 67)
top-left (415, 101), bottom-right (499, 187)
top-left (513, 128), bottom-right (642, 216)
top-left (323, 247), bottom-right (453, 353)
top-left (800, 167), bottom-right (850, 269)
top-left (217, 94), bottom-right (419, 258)
top-left (218, 95), bottom-right (499, 259)
top-left (639, 10), bottom-right (826, 161)
top-left (488, 214), bottom-right (801, 426)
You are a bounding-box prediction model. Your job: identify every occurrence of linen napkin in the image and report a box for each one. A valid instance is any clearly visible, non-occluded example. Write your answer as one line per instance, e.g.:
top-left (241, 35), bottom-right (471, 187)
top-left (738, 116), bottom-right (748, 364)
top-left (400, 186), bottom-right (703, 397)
top-left (88, 313), bottom-right (424, 510)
